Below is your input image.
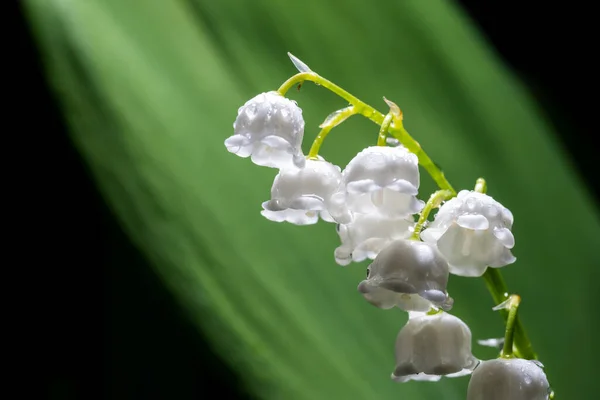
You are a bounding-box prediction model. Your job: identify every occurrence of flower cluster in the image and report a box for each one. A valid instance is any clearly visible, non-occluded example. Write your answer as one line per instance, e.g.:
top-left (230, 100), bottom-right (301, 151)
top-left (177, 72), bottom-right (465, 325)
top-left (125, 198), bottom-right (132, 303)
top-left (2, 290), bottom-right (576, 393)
top-left (225, 56), bottom-right (551, 399)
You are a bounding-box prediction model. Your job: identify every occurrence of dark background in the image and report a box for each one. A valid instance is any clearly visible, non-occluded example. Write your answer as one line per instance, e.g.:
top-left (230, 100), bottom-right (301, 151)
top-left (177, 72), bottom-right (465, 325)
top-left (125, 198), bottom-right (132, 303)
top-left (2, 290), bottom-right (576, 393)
top-left (16, 2), bottom-right (594, 399)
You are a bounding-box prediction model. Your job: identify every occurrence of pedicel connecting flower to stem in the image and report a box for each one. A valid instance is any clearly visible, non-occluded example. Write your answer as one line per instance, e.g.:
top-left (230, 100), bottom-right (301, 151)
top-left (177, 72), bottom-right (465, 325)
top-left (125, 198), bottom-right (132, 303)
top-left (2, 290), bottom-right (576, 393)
top-left (223, 53), bottom-right (554, 399)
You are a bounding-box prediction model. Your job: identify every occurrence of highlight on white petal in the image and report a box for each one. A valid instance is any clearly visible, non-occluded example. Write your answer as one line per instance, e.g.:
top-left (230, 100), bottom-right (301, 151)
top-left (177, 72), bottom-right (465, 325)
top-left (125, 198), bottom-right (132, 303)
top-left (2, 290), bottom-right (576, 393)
top-left (392, 312), bottom-right (477, 383)
top-left (261, 158), bottom-right (346, 225)
top-left (391, 372), bottom-right (441, 383)
top-left (227, 91), bottom-right (305, 168)
top-left (342, 146), bottom-right (422, 217)
top-left (335, 211), bottom-right (414, 265)
top-left (493, 227), bottom-right (515, 248)
top-left (287, 52), bottom-right (312, 73)
top-left (357, 240), bottom-right (451, 311)
top-left (421, 191), bottom-right (516, 277)
top-left (477, 338), bottom-right (505, 348)
top-left (346, 179), bottom-right (381, 194)
top-left (261, 208), bottom-right (319, 225)
top-left (457, 214), bottom-right (489, 230)
top-left (467, 358), bottom-right (550, 400)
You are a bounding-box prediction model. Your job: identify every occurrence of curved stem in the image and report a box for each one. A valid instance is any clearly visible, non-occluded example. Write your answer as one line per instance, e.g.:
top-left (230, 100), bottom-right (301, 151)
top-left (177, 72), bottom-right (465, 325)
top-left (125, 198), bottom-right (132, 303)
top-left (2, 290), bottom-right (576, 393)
top-left (500, 294), bottom-right (521, 357)
top-left (278, 73), bottom-right (456, 194)
top-left (475, 179), bottom-right (536, 360)
top-left (280, 72), bottom-right (538, 363)
top-left (411, 190), bottom-right (452, 240)
top-left (483, 269), bottom-right (536, 359)
top-left (308, 106), bottom-right (356, 159)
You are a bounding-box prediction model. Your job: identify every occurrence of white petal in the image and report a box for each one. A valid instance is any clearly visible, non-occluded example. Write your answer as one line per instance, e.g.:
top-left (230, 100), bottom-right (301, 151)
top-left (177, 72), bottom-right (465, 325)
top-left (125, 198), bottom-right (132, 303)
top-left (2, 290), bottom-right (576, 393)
top-left (251, 144), bottom-right (295, 168)
top-left (289, 196), bottom-right (325, 211)
top-left (334, 246), bottom-right (352, 266)
top-left (437, 225), bottom-right (488, 277)
top-left (457, 214), bottom-right (490, 230)
top-left (356, 282), bottom-right (401, 309)
top-left (391, 373), bottom-right (442, 383)
top-left (346, 179), bottom-right (380, 194)
top-left (260, 209), bottom-right (319, 225)
top-left (319, 210), bottom-right (336, 223)
top-left (224, 135), bottom-right (252, 156)
top-left (489, 248), bottom-right (516, 267)
top-left (420, 228), bottom-right (446, 243)
top-left (493, 227), bottom-right (515, 249)
top-left (385, 179), bottom-right (419, 195)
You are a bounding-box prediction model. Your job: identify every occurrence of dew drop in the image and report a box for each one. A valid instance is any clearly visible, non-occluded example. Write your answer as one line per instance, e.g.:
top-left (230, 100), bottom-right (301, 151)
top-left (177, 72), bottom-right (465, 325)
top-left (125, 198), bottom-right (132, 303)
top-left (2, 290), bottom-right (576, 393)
top-left (486, 204), bottom-right (499, 218)
top-left (465, 197), bottom-right (477, 211)
top-left (245, 103), bottom-right (258, 119)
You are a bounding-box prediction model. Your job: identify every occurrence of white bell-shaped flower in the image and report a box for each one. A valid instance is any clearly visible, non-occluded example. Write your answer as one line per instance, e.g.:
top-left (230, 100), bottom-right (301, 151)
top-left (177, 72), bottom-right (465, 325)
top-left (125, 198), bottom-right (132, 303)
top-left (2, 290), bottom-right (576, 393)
top-left (467, 358), bottom-right (550, 400)
top-left (357, 239), bottom-right (453, 312)
top-left (342, 146), bottom-right (424, 217)
top-left (225, 91), bottom-right (305, 169)
top-left (421, 190), bottom-right (516, 277)
top-left (334, 212), bottom-right (414, 266)
top-left (261, 158), bottom-right (349, 225)
top-left (392, 311), bottom-right (478, 383)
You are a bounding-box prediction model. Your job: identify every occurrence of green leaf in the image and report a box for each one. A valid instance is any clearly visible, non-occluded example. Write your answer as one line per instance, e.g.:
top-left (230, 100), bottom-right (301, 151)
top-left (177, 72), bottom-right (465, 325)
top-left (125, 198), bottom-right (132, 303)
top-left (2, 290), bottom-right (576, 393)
top-left (24, 0), bottom-right (600, 398)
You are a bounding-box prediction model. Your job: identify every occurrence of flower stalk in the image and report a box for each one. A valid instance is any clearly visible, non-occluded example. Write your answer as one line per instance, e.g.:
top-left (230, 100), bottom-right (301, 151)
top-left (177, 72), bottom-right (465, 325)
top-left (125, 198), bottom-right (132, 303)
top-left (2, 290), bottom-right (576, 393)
top-left (279, 67), bottom-right (539, 361)
top-left (228, 53), bottom-right (551, 396)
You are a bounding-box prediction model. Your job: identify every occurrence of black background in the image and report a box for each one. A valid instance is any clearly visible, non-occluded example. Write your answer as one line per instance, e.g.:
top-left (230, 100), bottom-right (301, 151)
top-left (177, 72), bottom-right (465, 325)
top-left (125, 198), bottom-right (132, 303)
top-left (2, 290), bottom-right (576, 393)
top-left (16, 1), bottom-right (595, 399)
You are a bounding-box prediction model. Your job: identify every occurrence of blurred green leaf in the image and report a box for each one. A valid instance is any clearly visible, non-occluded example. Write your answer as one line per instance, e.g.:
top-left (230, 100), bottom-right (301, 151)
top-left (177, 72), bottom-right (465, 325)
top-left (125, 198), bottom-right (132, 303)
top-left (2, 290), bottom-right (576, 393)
top-left (25, 0), bottom-right (600, 398)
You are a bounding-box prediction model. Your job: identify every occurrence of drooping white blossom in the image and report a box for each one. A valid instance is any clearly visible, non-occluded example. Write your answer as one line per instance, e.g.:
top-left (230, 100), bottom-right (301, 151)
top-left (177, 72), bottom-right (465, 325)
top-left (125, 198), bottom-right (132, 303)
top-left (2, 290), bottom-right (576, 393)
top-left (357, 239), bottom-right (453, 312)
top-left (421, 190), bottom-right (516, 277)
top-left (467, 358), bottom-right (550, 400)
top-left (341, 146), bottom-right (424, 217)
top-left (334, 212), bottom-right (414, 266)
top-left (392, 311), bottom-right (478, 383)
top-left (261, 158), bottom-right (349, 225)
top-left (225, 91), bottom-right (305, 169)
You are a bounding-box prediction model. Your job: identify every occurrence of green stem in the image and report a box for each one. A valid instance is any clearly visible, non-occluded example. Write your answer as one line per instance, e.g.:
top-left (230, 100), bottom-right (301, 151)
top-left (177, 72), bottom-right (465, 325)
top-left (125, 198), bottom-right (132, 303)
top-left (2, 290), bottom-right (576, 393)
top-left (410, 190), bottom-right (452, 240)
top-left (308, 106), bottom-right (356, 159)
top-left (277, 73), bottom-right (456, 194)
top-left (377, 113), bottom-right (393, 146)
top-left (500, 295), bottom-right (521, 357)
top-left (280, 72), bottom-right (538, 362)
top-left (483, 269), bottom-right (536, 359)
top-left (475, 179), bottom-right (536, 360)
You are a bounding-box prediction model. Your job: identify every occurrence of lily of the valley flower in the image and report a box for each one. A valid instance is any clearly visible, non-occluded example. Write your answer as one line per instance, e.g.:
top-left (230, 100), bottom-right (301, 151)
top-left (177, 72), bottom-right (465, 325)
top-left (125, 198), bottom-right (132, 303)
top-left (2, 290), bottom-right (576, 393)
top-left (261, 158), bottom-right (349, 225)
top-left (421, 190), bottom-right (516, 277)
top-left (334, 212), bottom-right (414, 266)
top-left (225, 91), bottom-right (306, 169)
top-left (392, 311), bottom-right (478, 383)
top-left (357, 239), bottom-right (453, 312)
top-left (467, 358), bottom-right (550, 400)
top-left (341, 146), bottom-right (424, 217)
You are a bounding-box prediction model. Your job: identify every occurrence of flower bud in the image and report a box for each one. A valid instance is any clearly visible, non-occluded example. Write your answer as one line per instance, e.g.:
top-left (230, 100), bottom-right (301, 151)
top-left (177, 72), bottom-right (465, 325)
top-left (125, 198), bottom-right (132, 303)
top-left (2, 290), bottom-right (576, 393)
top-left (357, 239), bottom-right (452, 311)
top-left (261, 158), bottom-right (346, 225)
top-left (421, 190), bottom-right (515, 277)
top-left (334, 212), bottom-right (413, 266)
top-left (392, 311), bottom-right (478, 382)
top-left (467, 358), bottom-right (550, 400)
top-left (342, 146), bottom-right (424, 217)
top-left (225, 91), bottom-right (305, 169)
